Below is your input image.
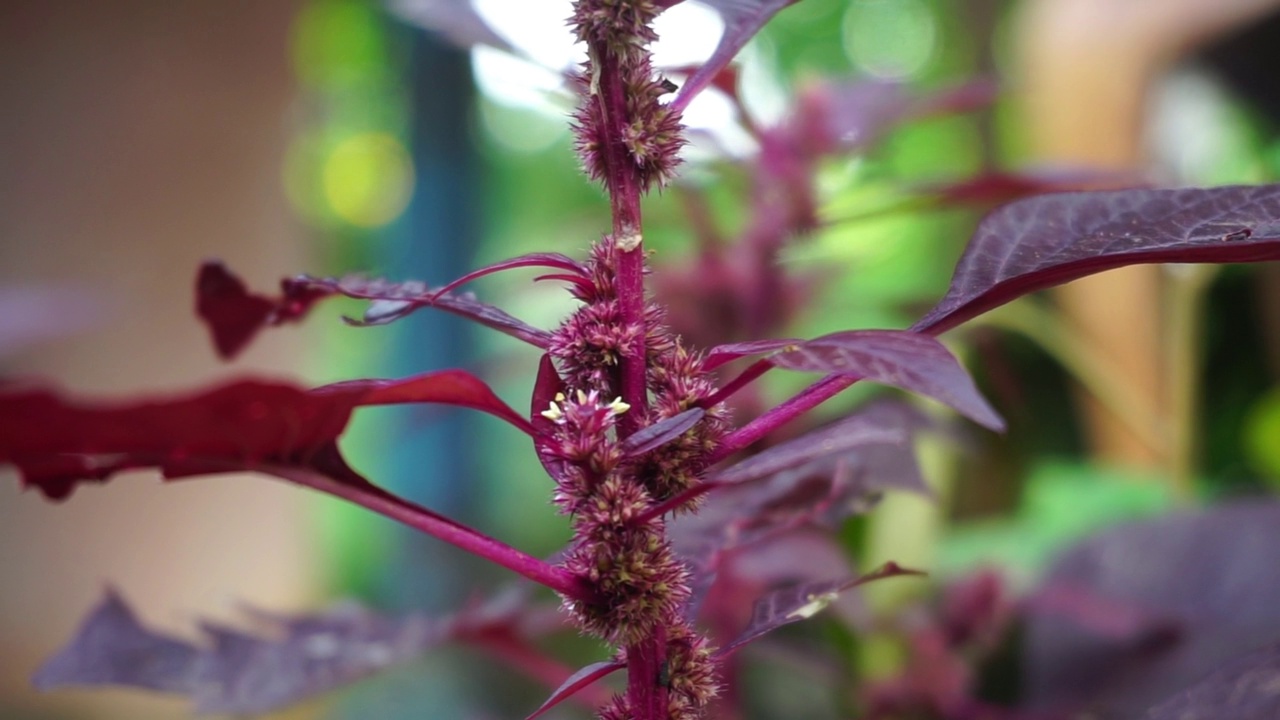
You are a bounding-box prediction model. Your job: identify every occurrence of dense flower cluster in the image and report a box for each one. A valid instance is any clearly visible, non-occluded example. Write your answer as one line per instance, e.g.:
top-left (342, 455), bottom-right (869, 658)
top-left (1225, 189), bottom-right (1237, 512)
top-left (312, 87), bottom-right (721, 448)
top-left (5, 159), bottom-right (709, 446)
top-left (545, 234), bottom-right (724, 718)
top-left (571, 0), bottom-right (685, 190)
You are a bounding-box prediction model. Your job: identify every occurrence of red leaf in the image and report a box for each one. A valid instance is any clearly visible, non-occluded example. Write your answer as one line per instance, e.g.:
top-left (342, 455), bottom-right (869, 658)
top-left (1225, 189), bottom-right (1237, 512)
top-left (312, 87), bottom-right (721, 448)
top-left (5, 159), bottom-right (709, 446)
top-left (0, 369), bottom-right (530, 501)
top-left (524, 660), bottom-right (625, 720)
top-left (913, 184), bottom-right (1280, 336)
top-left (427, 252), bottom-right (587, 301)
top-left (530, 354), bottom-right (570, 484)
top-left (621, 408), bottom-right (706, 457)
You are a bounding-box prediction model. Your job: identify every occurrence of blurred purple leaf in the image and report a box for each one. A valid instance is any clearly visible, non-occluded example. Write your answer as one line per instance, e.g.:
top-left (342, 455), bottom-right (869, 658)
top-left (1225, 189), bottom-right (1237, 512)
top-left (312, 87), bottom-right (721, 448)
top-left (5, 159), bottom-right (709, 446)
top-left (785, 79), bottom-right (996, 158)
top-left (671, 0), bottom-right (801, 112)
top-left (715, 563), bottom-right (924, 658)
top-left (913, 167), bottom-right (1144, 210)
top-left (1024, 501), bottom-right (1280, 719)
top-left (769, 330), bottom-right (1004, 431)
top-left (622, 408), bottom-right (706, 457)
top-left (35, 589), bottom-right (446, 715)
top-left (1144, 641), bottom-right (1280, 720)
top-left (388, 0), bottom-right (516, 53)
top-left (525, 660), bottom-right (625, 720)
top-left (0, 283), bottom-right (104, 358)
top-left (33, 589), bottom-right (199, 695)
top-left (913, 185), bottom-right (1280, 336)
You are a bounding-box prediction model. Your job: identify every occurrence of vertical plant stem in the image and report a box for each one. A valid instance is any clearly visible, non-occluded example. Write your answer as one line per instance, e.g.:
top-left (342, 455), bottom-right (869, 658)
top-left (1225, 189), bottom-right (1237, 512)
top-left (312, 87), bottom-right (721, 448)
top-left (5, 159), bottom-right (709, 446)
top-left (588, 36), bottom-right (666, 720)
top-left (1165, 263), bottom-right (1216, 503)
top-left (593, 46), bottom-right (649, 434)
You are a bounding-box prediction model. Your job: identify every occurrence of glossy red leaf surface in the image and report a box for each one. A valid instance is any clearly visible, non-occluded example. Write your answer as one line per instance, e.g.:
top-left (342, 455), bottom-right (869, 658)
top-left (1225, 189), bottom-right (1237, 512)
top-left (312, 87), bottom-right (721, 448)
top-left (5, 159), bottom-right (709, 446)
top-left (769, 330), bottom-right (1004, 431)
top-left (913, 185), bottom-right (1280, 336)
top-left (530, 353), bottom-right (570, 484)
top-left (0, 369), bottom-right (531, 500)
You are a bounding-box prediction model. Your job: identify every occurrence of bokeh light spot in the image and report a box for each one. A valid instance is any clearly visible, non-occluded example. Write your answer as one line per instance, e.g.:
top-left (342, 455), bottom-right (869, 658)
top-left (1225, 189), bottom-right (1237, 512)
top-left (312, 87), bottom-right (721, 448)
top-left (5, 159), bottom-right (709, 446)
top-left (842, 0), bottom-right (938, 80)
top-left (321, 132), bottom-right (414, 228)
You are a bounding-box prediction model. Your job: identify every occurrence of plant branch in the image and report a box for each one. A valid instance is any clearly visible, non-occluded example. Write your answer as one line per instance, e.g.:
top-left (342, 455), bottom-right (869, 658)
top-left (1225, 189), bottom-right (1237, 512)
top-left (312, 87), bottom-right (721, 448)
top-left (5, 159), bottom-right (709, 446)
top-left (287, 469), bottom-right (592, 601)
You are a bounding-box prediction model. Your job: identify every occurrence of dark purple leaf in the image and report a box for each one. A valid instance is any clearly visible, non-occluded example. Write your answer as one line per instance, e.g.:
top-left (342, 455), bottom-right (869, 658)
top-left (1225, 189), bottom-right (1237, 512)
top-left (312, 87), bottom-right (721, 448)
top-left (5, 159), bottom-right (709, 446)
top-left (714, 563), bottom-right (924, 658)
top-left (524, 660), bottom-right (625, 720)
top-left (1144, 641), bottom-right (1280, 720)
top-left (671, 0), bottom-right (801, 112)
top-left (35, 589), bottom-right (447, 715)
top-left (711, 405), bottom-right (909, 486)
top-left (1024, 500), bottom-right (1280, 719)
top-left (388, 0), bottom-right (516, 53)
top-left (293, 275), bottom-right (552, 348)
top-left (622, 408), bottom-right (706, 457)
top-left (913, 185), bottom-right (1280, 336)
top-left (671, 403), bottom-right (934, 584)
top-left (769, 330), bottom-right (1004, 431)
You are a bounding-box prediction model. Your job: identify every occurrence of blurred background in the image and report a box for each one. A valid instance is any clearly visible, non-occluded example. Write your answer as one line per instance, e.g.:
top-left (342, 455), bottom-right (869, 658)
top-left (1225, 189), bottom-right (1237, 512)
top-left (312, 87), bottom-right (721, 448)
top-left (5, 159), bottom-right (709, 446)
top-left (3, 0), bottom-right (1280, 718)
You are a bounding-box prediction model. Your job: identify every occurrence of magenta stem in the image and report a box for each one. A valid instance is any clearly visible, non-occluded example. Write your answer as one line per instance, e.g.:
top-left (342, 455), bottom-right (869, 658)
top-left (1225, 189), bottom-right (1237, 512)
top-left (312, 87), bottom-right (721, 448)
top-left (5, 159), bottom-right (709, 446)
top-left (591, 46), bottom-right (649, 436)
top-left (627, 622), bottom-right (668, 719)
top-left (292, 471), bottom-right (592, 601)
top-left (708, 374), bottom-right (856, 463)
top-left (699, 358), bottom-right (773, 409)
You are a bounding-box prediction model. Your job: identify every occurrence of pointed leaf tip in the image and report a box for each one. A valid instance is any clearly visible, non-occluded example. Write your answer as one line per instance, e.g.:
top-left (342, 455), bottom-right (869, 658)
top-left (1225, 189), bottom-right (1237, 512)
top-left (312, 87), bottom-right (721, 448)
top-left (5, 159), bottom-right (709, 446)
top-left (770, 330), bottom-right (1005, 431)
top-left (525, 660), bottom-right (625, 720)
top-left (914, 184), bottom-right (1280, 336)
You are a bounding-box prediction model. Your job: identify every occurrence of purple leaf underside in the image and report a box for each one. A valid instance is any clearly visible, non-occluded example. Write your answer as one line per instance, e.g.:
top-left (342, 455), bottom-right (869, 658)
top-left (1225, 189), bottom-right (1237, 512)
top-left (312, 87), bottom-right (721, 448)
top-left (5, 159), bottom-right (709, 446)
top-left (672, 0), bottom-right (800, 111)
top-left (1024, 500), bottom-right (1280, 719)
top-left (525, 660), bottom-right (626, 720)
top-left (290, 275), bottom-right (552, 348)
top-left (1144, 640), bottom-right (1280, 720)
top-left (914, 184), bottom-right (1280, 336)
top-left (672, 401), bottom-right (934, 577)
top-left (715, 563), bottom-right (923, 658)
top-left (34, 589), bottom-right (447, 715)
top-left (768, 330), bottom-right (1004, 431)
